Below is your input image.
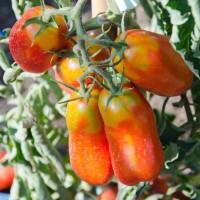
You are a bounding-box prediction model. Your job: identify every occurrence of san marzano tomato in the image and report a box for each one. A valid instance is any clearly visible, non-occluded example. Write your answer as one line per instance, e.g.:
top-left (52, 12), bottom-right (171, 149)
top-left (98, 83), bottom-right (164, 185)
top-left (114, 30), bottom-right (194, 96)
top-left (66, 86), bottom-right (113, 185)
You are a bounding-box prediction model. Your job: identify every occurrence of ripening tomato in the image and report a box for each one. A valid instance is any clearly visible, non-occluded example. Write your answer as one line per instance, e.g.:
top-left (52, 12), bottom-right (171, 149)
top-left (55, 57), bottom-right (92, 93)
top-left (66, 86), bottom-right (113, 185)
top-left (98, 83), bottom-right (164, 186)
top-left (0, 151), bottom-right (15, 191)
top-left (9, 6), bottom-right (68, 73)
top-left (114, 30), bottom-right (194, 96)
top-left (55, 36), bottom-right (110, 94)
top-left (97, 184), bottom-right (118, 200)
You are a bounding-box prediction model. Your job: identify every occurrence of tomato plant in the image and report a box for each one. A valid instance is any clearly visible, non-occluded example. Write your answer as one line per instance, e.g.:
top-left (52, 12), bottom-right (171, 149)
top-left (0, 151), bottom-right (15, 191)
top-left (0, 0), bottom-right (200, 200)
top-left (66, 86), bottom-right (113, 185)
top-left (98, 83), bottom-right (164, 185)
top-left (114, 29), bottom-right (194, 97)
top-left (9, 6), bottom-right (68, 73)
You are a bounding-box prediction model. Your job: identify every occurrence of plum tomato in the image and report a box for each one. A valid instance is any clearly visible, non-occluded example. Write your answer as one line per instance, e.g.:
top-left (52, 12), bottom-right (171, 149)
top-left (113, 30), bottom-right (194, 96)
top-left (98, 83), bottom-right (164, 185)
top-left (66, 86), bottom-right (113, 185)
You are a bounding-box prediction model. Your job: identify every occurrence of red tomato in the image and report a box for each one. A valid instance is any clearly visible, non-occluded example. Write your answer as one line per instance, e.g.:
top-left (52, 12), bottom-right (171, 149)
top-left (55, 36), bottom-right (110, 94)
top-left (9, 6), bottom-right (68, 73)
top-left (0, 151), bottom-right (15, 191)
top-left (98, 83), bottom-right (164, 185)
top-left (65, 86), bottom-right (113, 185)
top-left (114, 30), bottom-right (194, 96)
top-left (97, 184), bottom-right (118, 200)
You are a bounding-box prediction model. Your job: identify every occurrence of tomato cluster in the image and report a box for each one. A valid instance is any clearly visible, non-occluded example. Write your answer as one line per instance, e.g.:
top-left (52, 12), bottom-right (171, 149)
top-left (9, 6), bottom-right (194, 188)
top-left (66, 83), bottom-right (164, 185)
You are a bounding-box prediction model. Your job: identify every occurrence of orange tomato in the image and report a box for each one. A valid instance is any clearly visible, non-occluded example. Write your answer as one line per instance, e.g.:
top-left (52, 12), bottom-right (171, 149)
top-left (55, 36), bottom-right (110, 93)
top-left (98, 83), bottom-right (164, 185)
top-left (66, 86), bottom-right (113, 185)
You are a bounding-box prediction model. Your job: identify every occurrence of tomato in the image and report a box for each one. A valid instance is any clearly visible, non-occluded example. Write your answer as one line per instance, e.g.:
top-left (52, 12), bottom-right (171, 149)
top-left (55, 36), bottom-right (110, 94)
top-left (55, 57), bottom-right (92, 94)
top-left (114, 30), bottom-right (194, 96)
top-left (0, 151), bottom-right (15, 191)
top-left (137, 175), bottom-right (190, 200)
top-left (65, 86), bottom-right (113, 185)
top-left (97, 184), bottom-right (118, 200)
top-left (98, 83), bottom-right (164, 185)
top-left (9, 6), bottom-right (68, 73)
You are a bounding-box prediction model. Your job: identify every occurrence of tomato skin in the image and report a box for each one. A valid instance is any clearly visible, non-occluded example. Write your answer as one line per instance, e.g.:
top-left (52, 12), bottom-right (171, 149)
top-left (66, 87), bottom-right (113, 185)
top-left (114, 30), bottom-right (194, 96)
top-left (9, 6), bottom-right (68, 73)
top-left (98, 83), bottom-right (164, 185)
top-left (55, 58), bottom-right (83, 93)
top-left (97, 184), bottom-right (118, 200)
top-left (55, 36), bottom-right (110, 94)
top-left (0, 151), bottom-right (15, 191)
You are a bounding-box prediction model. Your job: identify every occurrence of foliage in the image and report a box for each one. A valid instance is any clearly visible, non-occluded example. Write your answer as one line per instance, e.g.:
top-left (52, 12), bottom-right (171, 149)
top-left (0, 0), bottom-right (200, 199)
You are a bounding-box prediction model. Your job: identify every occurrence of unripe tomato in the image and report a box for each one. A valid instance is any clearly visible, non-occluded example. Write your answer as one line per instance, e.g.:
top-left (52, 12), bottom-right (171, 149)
top-left (0, 151), bottom-right (15, 191)
top-left (98, 83), bottom-right (164, 185)
top-left (114, 30), bottom-right (194, 96)
top-left (9, 6), bottom-right (68, 73)
top-left (66, 87), bottom-right (113, 185)
top-left (55, 36), bottom-right (110, 94)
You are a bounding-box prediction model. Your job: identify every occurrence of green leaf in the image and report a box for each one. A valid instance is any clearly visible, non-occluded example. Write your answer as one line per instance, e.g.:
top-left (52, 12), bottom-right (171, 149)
top-left (187, 0), bottom-right (200, 30)
top-left (0, 85), bottom-right (13, 97)
top-left (11, 0), bottom-right (41, 19)
top-left (117, 182), bottom-right (146, 200)
top-left (3, 67), bottom-right (22, 84)
top-left (160, 119), bottom-right (185, 146)
top-left (148, 0), bottom-right (200, 78)
top-left (139, 0), bottom-right (154, 18)
top-left (0, 46), bottom-right (11, 71)
top-left (191, 78), bottom-right (200, 123)
top-left (164, 143), bottom-right (179, 169)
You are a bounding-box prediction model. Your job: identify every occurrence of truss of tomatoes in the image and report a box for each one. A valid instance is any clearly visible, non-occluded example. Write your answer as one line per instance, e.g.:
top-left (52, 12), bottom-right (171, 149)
top-left (9, 6), bottom-right (194, 186)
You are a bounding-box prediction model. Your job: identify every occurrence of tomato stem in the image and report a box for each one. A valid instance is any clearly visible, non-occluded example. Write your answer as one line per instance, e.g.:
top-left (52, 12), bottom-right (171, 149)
top-left (40, 0), bottom-right (46, 13)
top-left (72, 0), bottom-right (119, 94)
top-left (181, 93), bottom-right (195, 136)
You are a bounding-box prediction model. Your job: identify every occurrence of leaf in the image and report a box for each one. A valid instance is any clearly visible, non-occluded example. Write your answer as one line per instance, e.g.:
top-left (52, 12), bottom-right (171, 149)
top-left (187, 0), bottom-right (200, 30)
top-left (3, 67), bottom-right (22, 84)
top-left (117, 182), bottom-right (146, 200)
top-left (160, 119), bottom-right (185, 146)
top-left (0, 46), bottom-right (11, 71)
top-left (147, 0), bottom-right (200, 78)
top-left (164, 143), bottom-right (179, 169)
top-left (0, 85), bottom-right (13, 98)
